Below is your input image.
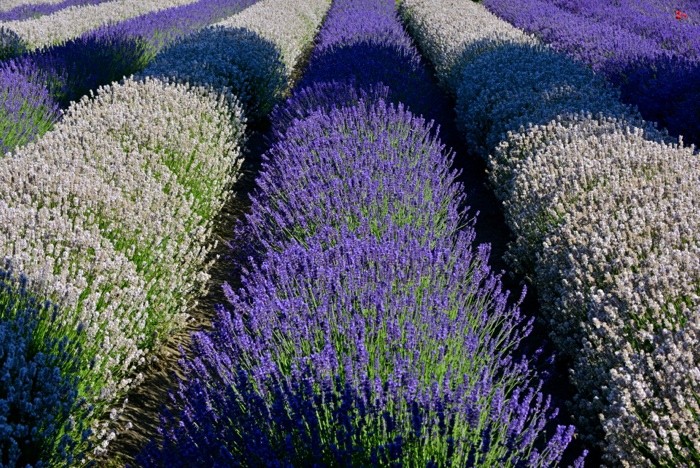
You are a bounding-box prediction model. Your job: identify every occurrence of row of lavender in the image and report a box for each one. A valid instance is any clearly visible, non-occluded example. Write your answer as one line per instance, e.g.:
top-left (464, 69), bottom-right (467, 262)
top-left (0, 0), bottom-right (330, 465)
top-left (400, 0), bottom-right (700, 465)
top-left (482, 0), bottom-right (700, 147)
top-left (0, 0), bottom-right (199, 50)
top-left (0, 0), bottom-right (74, 13)
top-left (137, 0), bottom-right (583, 465)
top-left (0, 0), bottom-right (262, 155)
top-left (0, 0), bottom-right (112, 23)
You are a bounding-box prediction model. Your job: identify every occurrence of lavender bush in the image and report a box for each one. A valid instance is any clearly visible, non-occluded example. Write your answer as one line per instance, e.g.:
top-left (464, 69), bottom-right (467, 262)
top-left (0, 76), bottom-right (244, 460)
top-left (247, 99), bottom-right (464, 251)
top-left (297, 0), bottom-right (446, 121)
top-left (268, 80), bottom-right (390, 134)
top-left (141, 224), bottom-right (576, 466)
top-left (0, 264), bottom-right (86, 467)
top-left (0, 64), bottom-right (59, 154)
top-left (9, 31), bottom-right (153, 107)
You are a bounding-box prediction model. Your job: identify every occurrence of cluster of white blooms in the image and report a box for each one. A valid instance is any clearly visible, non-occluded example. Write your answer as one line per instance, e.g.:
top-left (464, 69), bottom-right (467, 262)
top-left (3, 0), bottom-right (198, 49)
top-left (1, 76), bottom-right (244, 454)
top-left (143, 0), bottom-right (331, 120)
top-left (496, 116), bottom-right (700, 464)
top-left (400, 0), bottom-right (700, 465)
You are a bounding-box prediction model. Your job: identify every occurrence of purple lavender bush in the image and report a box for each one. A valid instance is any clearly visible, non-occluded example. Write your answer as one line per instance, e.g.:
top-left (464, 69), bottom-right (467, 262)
top-left (268, 80), bottom-right (390, 134)
top-left (0, 64), bottom-right (59, 154)
top-left (140, 224), bottom-right (578, 466)
top-left (20, 30), bottom-right (153, 107)
top-left (0, 27), bottom-right (26, 61)
top-left (249, 98), bottom-right (464, 251)
top-left (0, 264), bottom-right (87, 467)
top-left (296, 0), bottom-right (448, 124)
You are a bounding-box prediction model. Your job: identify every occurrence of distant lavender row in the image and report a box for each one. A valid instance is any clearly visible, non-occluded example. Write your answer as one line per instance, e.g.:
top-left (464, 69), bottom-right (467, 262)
top-left (140, 0), bottom-right (580, 465)
top-left (0, 0), bottom-right (70, 13)
top-left (400, 0), bottom-right (700, 465)
top-left (295, 0), bottom-right (446, 121)
top-left (483, 0), bottom-right (700, 146)
top-left (1, 0), bottom-right (198, 50)
top-left (142, 0), bottom-right (330, 121)
top-left (0, 0), bottom-right (111, 22)
top-left (548, 0), bottom-right (700, 54)
top-left (97, 0), bottom-right (257, 55)
top-left (0, 0), bottom-right (259, 154)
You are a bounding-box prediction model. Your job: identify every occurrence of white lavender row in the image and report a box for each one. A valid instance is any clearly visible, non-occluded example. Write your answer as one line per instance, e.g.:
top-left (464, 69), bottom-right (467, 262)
top-left (142, 0), bottom-right (331, 121)
top-left (0, 77), bottom-right (245, 462)
top-left (400, 0), bottom-right (700, 465)
top-left (2, 0), bottom-right (198, 50)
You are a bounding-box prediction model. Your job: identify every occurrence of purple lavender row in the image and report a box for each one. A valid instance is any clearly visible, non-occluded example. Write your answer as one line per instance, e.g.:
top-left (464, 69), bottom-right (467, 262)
top-left (0, 60), bottom-right (58, 154)
top-left (483, 0), bottom-right (700, 146)
top-left (549, 0), bottom-right (700, 58)
top-left (91, 0), bottom-right (257, 53)
top-left (142, 97), bottom-right (579, 467)
top-left (295, 0), bottom-right (447, 122)
top-left (139, 0), bottom-right (582, 464)
top-left (0, 0), bottom-right (258, 154)
top-left (0, 0), bottom-right (111, 22)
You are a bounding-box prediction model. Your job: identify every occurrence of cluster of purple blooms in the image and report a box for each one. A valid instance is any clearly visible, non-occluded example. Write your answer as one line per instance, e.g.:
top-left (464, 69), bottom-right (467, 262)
top-left (483, 0), bottom-right (700, 146)
top-left (0, 263), bottom-right (88, 467)
top-left (0, 0), bottom-right (259, 154)
top-left (139, 0), bottom-right (584, 465)
top-left (0, 28), bottom-right (27, 61)
top-left (0, 63), bottom-right (59, 154)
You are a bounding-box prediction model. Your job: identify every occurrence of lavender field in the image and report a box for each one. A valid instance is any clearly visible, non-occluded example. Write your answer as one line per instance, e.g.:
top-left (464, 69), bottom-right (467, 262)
top-left (0, 0), bottom-right (697, 466)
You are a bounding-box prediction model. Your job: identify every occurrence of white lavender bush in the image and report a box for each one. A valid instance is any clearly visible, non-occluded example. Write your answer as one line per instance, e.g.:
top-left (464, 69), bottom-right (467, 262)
top-left (400, 0), bottom-right (700, 465)
top-left (143, 0), bottom-right (331, 121)
top-left (3, 0), bottom-right (198, 50)
top-left (0, 76), bottom-right (244, 457)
